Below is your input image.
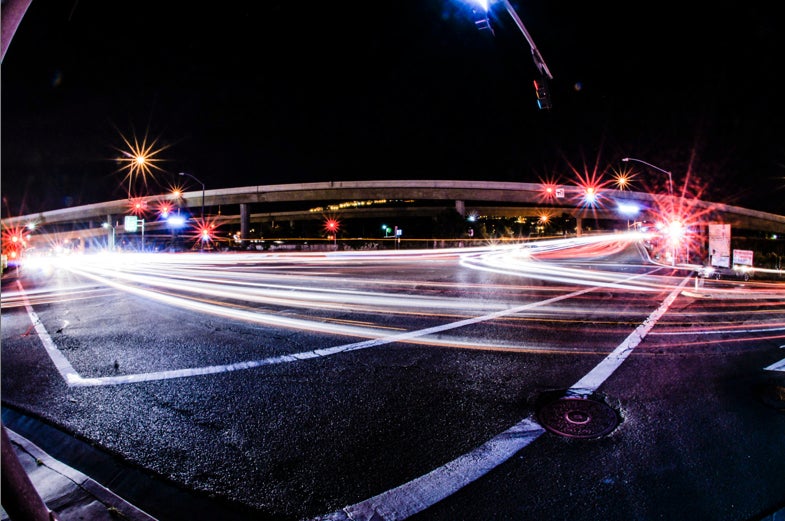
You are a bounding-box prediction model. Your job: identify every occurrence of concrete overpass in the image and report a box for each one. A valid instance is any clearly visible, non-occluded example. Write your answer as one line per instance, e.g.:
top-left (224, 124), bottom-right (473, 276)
top-left (3, 180), bottom-right (784, 247)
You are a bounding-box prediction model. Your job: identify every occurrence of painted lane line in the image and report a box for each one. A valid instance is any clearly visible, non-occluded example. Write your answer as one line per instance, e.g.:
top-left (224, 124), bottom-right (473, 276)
top-left (311, 276), bottom-right (694, 521)
top-left (764, 359), bottom-right (785, 372)
top-left (21, 269), bottom-right (599, 386)
top-left (15, 280), bottom-right (81, 383)
top-left (339, 419), bottom-right (545, 521)
top-left (769, 344), bottom-right (785, 371)
top-left (68, 285), bottom-right (597, 385)
top-left (568, 275), bottom-right (690, 396)
top-left (18, 264), bottom-right (693, 521)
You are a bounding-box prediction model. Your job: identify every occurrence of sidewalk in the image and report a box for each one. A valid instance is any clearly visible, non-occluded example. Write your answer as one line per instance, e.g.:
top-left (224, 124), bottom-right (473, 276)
top-left (4, 423), bottom-right (785, 521)
top-left (1, 424), bottom-right (157, 521)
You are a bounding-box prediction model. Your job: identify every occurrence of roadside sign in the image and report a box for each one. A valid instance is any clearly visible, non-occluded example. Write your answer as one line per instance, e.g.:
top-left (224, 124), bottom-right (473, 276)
top-left (708, 224), bottom-right (731, 267)
top-left (733, 249), bottom-right (753, 266)
top-left (555, 188), bottom-right (565, 198)
top-left (124, 215), bottom-right (138, 232)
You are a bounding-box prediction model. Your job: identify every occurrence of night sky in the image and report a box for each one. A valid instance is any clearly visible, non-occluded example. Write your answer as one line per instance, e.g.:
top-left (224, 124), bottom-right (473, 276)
top-left (2, 1), bottom-right (784, 217)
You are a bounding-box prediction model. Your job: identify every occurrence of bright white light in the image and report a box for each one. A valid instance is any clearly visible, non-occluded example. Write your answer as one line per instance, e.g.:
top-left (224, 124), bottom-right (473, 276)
top-left (583, 188), bottom-right (597, 205)
top-left (167, 215), bottom-right (186, 227)
top-left (617, 203), bottom-right (640, 215)
top-left (465, 0), bottom-right (489, 11)
top-left (668, 220), bottom-right (684, 237)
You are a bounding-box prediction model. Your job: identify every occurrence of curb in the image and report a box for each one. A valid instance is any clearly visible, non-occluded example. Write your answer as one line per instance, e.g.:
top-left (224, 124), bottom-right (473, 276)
top-left (2, 427), bottom-right (158, 521)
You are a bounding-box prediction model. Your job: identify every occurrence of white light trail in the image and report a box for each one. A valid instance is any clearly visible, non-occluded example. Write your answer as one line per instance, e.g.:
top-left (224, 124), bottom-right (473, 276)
top-left (8, 239), bottom-right (784, 521)
top-left (20, 273), bottom-right (601, 386)
top-left (310, 275), bottom-right (695, 521)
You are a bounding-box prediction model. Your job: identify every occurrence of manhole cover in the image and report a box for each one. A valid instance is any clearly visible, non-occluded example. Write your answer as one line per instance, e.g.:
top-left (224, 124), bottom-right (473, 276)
top-left (537, 396), bottom-right (619, 438)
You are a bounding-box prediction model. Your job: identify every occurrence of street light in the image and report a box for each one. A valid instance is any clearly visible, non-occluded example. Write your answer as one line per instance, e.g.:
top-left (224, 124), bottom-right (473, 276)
top-left (621, 157), bottom-right (673, 196)
top-left (621, 158), bottom-right (679, 265)
top-left (178, 172), bottom-right (205, 220)
top-left (102, 221), bottom-right (117, 250)
top-left (466, 0), bottom-right (554, 109)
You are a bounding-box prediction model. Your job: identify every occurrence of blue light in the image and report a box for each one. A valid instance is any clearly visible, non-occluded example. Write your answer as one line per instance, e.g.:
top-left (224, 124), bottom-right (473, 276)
top-left (167, 215), bottom-right (186, 228)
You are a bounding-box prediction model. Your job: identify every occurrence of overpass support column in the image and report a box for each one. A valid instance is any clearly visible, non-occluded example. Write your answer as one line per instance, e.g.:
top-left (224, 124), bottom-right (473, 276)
top-left (240, 204), bottom-right (250, 248)
top-left (455, 200), bottom-right (465, 217)
top-left (106, 214), bottom-right (116, 250)
top-left (575, 216), bottom-right (582, 237)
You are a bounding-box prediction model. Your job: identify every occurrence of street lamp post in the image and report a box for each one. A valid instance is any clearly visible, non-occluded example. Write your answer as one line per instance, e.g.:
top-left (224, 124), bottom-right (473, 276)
top-left (466, 0), bottom-right (554, 109)
top-left (621, 157), bottom-right (673, 197)
top-left (622, 157), bottom-right (678, 266)
top-left (102, 220), bottom-right (116, 250)
top-left (178, 172), bottom-right (205, 220)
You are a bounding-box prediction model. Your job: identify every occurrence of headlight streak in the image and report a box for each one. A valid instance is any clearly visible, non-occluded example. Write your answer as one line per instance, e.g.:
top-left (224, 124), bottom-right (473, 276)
top-left (17, 238), bottom-right (681, 388)
top-left (0, 284), bottom-right (114, 309)
top-left (459, 250), bottom-right (669, 292)
top-left (458, 235), bottom-right (785, 344)
top-left (59, 266), bottom-right (406, 340)
top-left (13, 233), bottom-right (784, 381)
top-left (24, 273), bottom-right (612, 387)
top-left (63, 262), bottom-right (521, 314)
top-left (10, 235), bottom-right (784, 521)
top-left (55, 262), bottom-right (627, 354)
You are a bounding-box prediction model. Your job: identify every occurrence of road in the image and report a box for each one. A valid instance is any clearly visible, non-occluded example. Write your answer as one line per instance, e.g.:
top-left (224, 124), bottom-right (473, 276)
top-left (2, 233), bottom-right (785, 521)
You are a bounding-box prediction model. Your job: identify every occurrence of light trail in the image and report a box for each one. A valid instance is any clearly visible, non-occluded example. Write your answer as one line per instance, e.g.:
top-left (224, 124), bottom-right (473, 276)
top-left (310, 268), bottom-right (693, 521)
top-left (0, 283), bottom-right (113, 308)
top-left (9, 234), bottom-right (782, 383)
top-left (19, 269), bottom-right (604, 386)
top-left (7, 234), bottom-right (784, 521)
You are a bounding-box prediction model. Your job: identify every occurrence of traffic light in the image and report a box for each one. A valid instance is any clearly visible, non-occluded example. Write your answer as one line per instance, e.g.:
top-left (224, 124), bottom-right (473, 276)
top-left (533, 76), bottom-right (552, 110)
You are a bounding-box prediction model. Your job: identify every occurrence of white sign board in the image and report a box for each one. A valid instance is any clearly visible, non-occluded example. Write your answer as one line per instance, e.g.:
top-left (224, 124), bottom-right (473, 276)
top-left (555, 188), bottom-right (565, 199)
top-left (124, 215), bottom-right (138, 232)
top-left (708, 223), bottom-right (731, 268)
top-left (733, 249), bottom-right (753, 266)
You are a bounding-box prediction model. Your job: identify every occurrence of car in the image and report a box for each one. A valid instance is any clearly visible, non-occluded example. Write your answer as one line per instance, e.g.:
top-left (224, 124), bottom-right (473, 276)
top-left (697, 265), bottom-right (753, 281)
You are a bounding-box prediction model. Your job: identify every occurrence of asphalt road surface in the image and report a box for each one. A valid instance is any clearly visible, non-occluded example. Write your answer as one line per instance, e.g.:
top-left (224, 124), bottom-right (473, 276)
top-left (2, 234), bottom-right (784, 521)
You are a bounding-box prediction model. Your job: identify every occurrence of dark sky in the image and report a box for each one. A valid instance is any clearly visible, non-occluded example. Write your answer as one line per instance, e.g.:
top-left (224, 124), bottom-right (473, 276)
top-left (2, 1), bottom-right (784, 217)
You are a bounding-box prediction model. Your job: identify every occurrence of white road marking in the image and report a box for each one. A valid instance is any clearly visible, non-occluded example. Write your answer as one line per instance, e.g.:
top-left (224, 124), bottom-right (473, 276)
top-left (764, 354), bottom-right (785, 372)
top-left (309, 276), bottom-right (692, 521)
top-left (340, 419), bottom-right (545, 521)
top-left (568, 276), bottom-right (690, 396)
top-left (768, 345), bottom-right (785, 371)
top-left (12, 272), bottom-right (708, 520)
top-left (16, 277), bottom-right (599, 386)
top-left (15, 280), bottom-right (82, 383)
